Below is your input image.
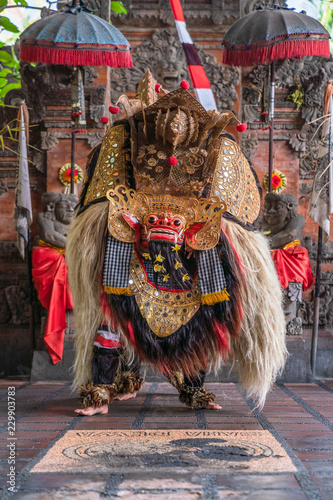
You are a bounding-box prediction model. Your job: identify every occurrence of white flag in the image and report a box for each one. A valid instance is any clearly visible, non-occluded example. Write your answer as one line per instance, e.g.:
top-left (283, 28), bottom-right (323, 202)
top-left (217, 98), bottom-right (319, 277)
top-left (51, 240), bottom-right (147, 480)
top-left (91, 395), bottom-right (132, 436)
top-left (13, 102), bottom-right (32, 259)
top-left (308, 91), bottom-right (333, 244)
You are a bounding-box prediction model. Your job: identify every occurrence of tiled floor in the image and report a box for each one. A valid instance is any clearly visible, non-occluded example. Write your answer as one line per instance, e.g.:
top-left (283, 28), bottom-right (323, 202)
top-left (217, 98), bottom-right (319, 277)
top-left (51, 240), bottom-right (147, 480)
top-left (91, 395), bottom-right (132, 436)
top-left (0, 379), bottom-right (332, 499)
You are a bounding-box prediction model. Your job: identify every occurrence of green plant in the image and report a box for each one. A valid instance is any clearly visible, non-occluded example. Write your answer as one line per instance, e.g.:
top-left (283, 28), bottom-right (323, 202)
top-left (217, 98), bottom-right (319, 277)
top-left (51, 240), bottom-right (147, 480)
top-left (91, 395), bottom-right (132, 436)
top-left (0, 46), bottom-right (21, 105)
top-left (286, 83), bottom-right (305, 111)
top-left (306, 0), bottom-right (333, 51)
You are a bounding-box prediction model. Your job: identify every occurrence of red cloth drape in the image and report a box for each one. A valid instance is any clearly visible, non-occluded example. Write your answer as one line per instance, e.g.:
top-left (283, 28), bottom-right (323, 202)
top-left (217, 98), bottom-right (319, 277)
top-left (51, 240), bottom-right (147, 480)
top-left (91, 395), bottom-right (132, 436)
top-left (32, 246), bottom-right (73, 364)
top-left (271, 245), bottom-right (314, 291)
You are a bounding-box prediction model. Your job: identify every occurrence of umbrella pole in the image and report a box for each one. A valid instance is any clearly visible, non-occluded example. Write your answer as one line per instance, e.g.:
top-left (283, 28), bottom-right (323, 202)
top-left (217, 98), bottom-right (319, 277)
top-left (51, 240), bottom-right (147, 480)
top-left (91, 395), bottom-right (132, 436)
top-left (70, 130), bottom-right (76, 195)
top-left (268, 60), bottom-right (275, 192)
top-left (311, 226), bottom-right (323, 379)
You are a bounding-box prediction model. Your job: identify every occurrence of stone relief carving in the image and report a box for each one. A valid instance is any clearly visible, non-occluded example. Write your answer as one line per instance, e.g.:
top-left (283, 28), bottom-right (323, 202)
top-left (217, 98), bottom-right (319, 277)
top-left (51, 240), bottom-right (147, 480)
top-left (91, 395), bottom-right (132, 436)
top-left (242, 86), bottom-right (260, 124)
top-left (244, 0), bottom-right (286, 14)
top-left (20, 62), bottom-right (74, 123)
top-left (32, 150), bottom-right (46, 173)
top-left (0, 181), bottom-right (8, 196)
top-left (111, 0), bottom-right (239, 27)
top-left (90, 87), bottom-right (107, 126)
top-left (81, 0), bottom-right (110, 20)
top-left (302, 237), bottom-right (333, 263)
top-left (40, 132), bottom-right (59, 151)
top-left (87, 132), bottom-right (105, 149)
top-left (111, 28), bottom-right (240, 112)
top-left (0, 242), bottom-right (21, 262)
top-left (18, 62), bottom-right (102, 129)
top-left (298, 271), bottom-right (333, 329)
top-left (241, 133), bottom-right (259, 162)
top-left (0, 180), bottom-right (15, 196)
top-left (0, 290), bottom-right (11, 324)
top-left (4, 285), bottom-right (29, 325)
top-left (244, 56), bottom-right (333, 166)
top-left (275, 57), bottom-right (332, 180)
top-left (89, 104), bottom-right (106, 125)
top-left (83, 67), bottom-right (98, 86)
top-left (0, 179), bottom-right (43, 197)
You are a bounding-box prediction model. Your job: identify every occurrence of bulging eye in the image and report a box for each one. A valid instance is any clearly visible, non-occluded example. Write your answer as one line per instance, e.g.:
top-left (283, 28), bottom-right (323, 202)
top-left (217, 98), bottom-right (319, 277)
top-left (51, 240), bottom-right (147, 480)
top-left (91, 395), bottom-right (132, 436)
top-left (148, 215), bottom-right (157, 224)
top-left (173, 219), bottom-right (181, 227)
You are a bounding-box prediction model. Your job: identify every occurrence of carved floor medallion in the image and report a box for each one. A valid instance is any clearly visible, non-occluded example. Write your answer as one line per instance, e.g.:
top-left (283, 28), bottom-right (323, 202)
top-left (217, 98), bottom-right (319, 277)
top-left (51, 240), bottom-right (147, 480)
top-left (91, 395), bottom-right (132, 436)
top-left (31, 430), bottom-right (296, 474)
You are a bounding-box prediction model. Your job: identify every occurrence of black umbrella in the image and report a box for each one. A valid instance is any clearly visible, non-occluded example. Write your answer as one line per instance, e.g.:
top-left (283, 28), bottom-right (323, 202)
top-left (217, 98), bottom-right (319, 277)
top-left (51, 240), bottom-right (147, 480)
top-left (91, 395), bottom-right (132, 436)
top-left (222, 5), bottom-right (330, 191)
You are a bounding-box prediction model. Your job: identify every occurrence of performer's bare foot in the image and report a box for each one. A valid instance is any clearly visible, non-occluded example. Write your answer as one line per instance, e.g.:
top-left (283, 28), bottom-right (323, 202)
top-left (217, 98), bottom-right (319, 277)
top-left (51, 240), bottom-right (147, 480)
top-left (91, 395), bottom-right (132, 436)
top-left (114, 391), bottom-right (137, 401)
top-left (203, 402), bottom-right (222, 410)
top-left (74, 404), bottom-right (108, 416)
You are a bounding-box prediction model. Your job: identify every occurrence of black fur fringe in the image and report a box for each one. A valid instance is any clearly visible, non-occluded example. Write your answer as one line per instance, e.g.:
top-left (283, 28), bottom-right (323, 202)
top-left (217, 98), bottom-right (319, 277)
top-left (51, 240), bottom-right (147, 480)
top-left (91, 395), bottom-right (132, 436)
top-left (105, 230), bottom-right (243, 377)
top-left (78, 143), bottom-right (102, 209)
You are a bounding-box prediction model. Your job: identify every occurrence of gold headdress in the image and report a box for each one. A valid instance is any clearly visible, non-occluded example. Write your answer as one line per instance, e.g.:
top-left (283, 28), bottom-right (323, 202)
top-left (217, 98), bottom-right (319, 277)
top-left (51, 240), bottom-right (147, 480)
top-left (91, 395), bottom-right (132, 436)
top-left (83, 70), bottom-right (260, 248)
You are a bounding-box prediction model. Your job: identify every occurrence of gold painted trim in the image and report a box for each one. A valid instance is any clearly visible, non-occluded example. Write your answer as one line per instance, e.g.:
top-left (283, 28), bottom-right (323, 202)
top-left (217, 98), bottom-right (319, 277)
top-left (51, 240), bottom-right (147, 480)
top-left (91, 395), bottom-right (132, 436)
top-left (38, 240), bottom-right (66, 254)
top-left (84, 124), bottom-right (129, 205)
top-left (103, 286), bottom-right (132, 296)
top-left (210, 138), bottom-right (260, 224)
top-left (283, 239), bottom-right (301, 249)
top-left (201, 289), bottom-right (230, 305)
top-left (128, 254), bottom-right (201, 337)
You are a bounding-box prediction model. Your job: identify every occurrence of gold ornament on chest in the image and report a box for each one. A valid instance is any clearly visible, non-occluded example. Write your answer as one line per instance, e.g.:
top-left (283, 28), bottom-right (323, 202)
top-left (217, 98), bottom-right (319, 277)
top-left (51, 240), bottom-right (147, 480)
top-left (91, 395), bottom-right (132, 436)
top-left (128, 255), bottom-right (201, 337)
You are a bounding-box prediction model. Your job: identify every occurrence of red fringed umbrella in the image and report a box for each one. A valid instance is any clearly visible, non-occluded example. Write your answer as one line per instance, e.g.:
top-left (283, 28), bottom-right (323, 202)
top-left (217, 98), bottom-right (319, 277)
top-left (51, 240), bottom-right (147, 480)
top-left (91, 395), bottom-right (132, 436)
top-left (222, 5), bottom-right (330, 191)
top-left (19, 0), bottom-right (132, 68)
top-left (19, 0), bottom-right (133, 193)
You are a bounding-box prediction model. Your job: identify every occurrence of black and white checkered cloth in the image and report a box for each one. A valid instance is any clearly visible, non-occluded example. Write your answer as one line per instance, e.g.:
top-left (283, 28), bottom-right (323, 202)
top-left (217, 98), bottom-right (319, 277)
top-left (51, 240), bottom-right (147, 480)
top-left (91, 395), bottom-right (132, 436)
top-left (197, 247), bottom-right (227, 296)
top-left (103, 233), bottom-right (134, 289)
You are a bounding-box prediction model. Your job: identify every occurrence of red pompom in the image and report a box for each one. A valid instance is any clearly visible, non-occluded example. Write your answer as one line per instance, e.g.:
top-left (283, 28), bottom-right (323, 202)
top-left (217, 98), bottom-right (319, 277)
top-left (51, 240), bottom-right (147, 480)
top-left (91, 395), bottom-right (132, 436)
top-left (180, 80), bottom-right (190, 90)
top-left (100, 116), bottom-right (109, 125)
top-left (109, 106), bottom-right (120, 114)
top-left (235, 123), bottom-right (247, 133)
top-left (168, 156), bottom-right (177, 165)
top-left (155, 83), bottom-right (162, 93)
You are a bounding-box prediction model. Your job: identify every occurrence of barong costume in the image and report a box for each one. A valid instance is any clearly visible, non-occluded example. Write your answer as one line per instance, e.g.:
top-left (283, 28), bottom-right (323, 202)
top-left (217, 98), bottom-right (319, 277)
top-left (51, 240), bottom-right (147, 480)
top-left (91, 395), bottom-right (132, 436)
top-left (67, 72), bottom-right (287, 409)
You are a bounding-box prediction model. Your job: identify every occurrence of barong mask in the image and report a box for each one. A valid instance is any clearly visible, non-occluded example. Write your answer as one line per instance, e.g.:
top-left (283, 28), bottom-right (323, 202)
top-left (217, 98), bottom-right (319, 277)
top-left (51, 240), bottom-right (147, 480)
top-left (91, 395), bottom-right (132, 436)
top-left (106, 186), bottom-right (226, 250)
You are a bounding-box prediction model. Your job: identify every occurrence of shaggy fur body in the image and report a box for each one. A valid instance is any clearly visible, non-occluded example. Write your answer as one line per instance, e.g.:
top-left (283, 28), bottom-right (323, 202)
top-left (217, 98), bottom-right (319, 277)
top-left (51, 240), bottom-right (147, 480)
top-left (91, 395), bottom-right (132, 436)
top-left (67, 203), bottom-right (286, 407)
top-left (222, 218), bottom-right (287, 407)
top-left (66, 202), bottom-right (109, 389)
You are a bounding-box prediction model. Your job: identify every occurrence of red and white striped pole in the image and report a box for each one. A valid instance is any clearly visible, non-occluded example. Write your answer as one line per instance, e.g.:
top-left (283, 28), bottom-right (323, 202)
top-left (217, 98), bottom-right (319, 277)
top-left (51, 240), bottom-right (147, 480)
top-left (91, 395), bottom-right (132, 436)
top-left (169, 0), bottom-right (217, 111)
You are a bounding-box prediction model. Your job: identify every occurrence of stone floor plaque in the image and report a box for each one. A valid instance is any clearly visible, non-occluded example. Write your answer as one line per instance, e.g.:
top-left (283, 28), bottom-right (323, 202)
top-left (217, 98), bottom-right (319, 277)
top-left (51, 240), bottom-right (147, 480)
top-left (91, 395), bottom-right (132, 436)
top-left (31, 430), bottom-right (296, 474)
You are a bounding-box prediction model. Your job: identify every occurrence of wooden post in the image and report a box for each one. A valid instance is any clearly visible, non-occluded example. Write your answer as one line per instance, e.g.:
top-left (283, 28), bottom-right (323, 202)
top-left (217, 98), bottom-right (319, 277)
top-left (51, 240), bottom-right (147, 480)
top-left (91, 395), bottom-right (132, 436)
top-left (268, 60), bottom-right (275, 192)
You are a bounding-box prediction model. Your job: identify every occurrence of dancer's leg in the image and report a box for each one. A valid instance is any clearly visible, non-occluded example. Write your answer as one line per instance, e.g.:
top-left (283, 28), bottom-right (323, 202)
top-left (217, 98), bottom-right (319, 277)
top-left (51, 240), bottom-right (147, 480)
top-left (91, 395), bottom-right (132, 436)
top-left (75, 345), bottom-right (122, 415)
top-left (168, 371), bottom-right (221, 410)
top-left (75, 323), bottom-right (144, 415)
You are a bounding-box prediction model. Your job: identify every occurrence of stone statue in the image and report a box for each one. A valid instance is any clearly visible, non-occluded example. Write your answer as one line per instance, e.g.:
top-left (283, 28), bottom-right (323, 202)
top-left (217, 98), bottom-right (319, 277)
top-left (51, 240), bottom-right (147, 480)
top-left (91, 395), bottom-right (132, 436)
top-left (262, 192), bottom-right (314, 336)
top-left (33, 192), bottom-right (77, 365)
top-left (262, 193), bottom-right (305, 249)
top-left (36, 193), bottom-right (78, 248)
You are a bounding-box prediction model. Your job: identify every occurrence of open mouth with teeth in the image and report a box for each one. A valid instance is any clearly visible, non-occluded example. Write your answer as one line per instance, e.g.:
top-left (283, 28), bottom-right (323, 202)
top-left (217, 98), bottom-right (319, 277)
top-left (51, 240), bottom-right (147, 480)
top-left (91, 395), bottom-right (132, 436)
top-left (141, 214), bottom-right (185, 245)
top-left (142, 226), bottom-right (185, 245)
